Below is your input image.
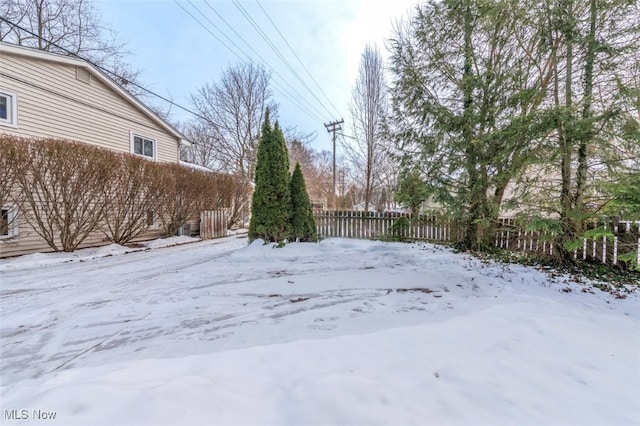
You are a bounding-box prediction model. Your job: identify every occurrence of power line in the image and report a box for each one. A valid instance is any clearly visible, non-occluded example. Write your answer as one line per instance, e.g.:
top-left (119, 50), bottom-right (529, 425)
top-left (338, 133), bottom-right (357, 140)
top-left (231, 0), bottom-right (337, 120)
top-left (1, 11), bottom-right (335, 131)
top-left (255, 0), bottom-right (341, 118)
top-left (176, 0), bottom-right (323, 125)
top-left (178, 0), bottom-right (328, 124)
top-left (224, 0), bottom-right (331, 121)
top-left (199, 0), bottom-right (327, 122)
top-left (270, 79), bottom-right (325, 123)
top-left (173, 0), bottom-right (244, 63)
top-left (0, 16), bottom-right (211, 125)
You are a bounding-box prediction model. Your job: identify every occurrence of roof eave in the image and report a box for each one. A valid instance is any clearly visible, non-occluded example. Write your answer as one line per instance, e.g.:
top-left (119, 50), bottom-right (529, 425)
top-left (0, 41), bottom-right (188, 143)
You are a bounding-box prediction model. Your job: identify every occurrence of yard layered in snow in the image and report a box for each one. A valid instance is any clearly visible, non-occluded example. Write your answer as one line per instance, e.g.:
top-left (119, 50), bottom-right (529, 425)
top-left (1, 235), bottom-right (639, 425)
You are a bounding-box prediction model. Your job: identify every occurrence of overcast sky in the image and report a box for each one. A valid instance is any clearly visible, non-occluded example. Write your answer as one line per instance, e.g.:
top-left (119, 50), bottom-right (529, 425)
top-left (97, 0), bottom-right (418, 153)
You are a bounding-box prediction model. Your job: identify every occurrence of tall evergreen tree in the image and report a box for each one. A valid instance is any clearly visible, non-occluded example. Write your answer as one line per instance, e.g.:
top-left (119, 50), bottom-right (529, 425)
top-left (289, 162), bottom-right (317, 242)
top-left (248, 110), bottom-right (291, 242)
top-left (540, 0), bottom-right (640, 255)
top-left (388, 0), bottom-right (556, 250)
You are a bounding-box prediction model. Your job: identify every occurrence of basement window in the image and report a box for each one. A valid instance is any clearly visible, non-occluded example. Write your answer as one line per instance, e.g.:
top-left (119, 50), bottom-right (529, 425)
top-left (0, 89), bottom-right (17, 127)
top-left (0, 205), bottom-right (18, 238)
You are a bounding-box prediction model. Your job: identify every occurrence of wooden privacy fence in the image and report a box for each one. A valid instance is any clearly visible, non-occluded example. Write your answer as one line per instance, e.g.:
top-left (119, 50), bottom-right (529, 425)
top-left (313, 211), bottom-right (457, 242)
top-left (200, 209), bottom-right (228, 240)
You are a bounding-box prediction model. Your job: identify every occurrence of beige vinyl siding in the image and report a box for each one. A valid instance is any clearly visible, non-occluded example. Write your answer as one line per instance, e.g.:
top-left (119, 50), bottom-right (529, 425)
top-left (0, 51), bottom-right (183, 258)
top-left (0, 53), bottom-right (179, 163)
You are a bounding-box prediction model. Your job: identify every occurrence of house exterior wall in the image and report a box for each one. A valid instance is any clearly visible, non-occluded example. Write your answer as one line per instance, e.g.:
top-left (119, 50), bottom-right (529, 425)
top-left (0, 47), bottom-right (184, 258)
top-left (0, 53), bottom-right (180, 163)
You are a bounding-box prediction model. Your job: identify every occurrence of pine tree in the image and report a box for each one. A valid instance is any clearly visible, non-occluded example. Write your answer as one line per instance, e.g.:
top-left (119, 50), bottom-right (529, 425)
top-left (248, 110), bottom-right (291, 242)
top-left (289, 162), bottom-right (317, 242)
top-left (388, 0), bottom-right (556, 250)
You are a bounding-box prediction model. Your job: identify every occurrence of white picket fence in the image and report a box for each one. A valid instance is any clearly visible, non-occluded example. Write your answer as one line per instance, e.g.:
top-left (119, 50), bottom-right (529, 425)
top-left (495, 219), bottom-right (640, 266)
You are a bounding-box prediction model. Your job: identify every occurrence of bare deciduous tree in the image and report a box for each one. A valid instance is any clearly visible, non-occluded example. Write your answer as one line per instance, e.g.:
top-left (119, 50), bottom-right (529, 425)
top-left (0, 0), bottom-right (140, 92)
top-left (346, 44), bottom-right (390, 213)
top-left (180, 121), bottom-right (223, 170)
top-left (283, 127), bottom-right (349, 209)
top-left (285, 126), bottom-right (316, 173)
top-left (188, 62), bottom-right (277, 180)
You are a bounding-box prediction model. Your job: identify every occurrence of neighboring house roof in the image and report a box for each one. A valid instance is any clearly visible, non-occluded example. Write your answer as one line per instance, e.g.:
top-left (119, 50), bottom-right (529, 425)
top-left (0, 41), bottom-right (190, 146)
top-left (179, 160), bottom-right (216, 173)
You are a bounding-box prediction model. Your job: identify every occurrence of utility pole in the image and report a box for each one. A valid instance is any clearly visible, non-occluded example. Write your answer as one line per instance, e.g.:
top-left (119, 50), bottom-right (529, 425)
top-left (324, 119), bottom-right (344, 210)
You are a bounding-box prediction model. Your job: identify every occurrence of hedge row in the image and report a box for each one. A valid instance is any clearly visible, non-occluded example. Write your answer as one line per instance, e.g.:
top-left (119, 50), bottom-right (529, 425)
top-left (0, 135), bottom-right (250, 252)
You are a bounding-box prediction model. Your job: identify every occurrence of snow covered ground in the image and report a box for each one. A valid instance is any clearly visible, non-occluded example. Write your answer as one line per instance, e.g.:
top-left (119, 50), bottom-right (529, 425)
top-left (1, 235), bottom-right (638, 425)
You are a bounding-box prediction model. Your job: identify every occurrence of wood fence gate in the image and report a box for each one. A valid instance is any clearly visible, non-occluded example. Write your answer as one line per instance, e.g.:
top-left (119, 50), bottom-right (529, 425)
top-left (200, 209), bottom-right (228, 240)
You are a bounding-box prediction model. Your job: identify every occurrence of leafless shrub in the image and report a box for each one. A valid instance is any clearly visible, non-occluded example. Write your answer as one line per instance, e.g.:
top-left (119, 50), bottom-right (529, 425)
top-left (160, 164), bottom-right (216, 236)
top-left (16, 138), bottom-right (114, 252)
top-left (101, 154), bottom-right (172, 245)
top-left (0, 136), bottom-right (26, 235)
top-left (5, 135), bottom-right (250, 250)
top-left (223, 173), bottom-right (252, 229)
top-left (160, 164), bottom-right (253, 235)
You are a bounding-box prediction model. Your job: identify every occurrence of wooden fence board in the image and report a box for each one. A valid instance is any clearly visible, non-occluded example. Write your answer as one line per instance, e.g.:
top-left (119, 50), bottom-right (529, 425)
top-left (200, 209), bottom-right (228, 240)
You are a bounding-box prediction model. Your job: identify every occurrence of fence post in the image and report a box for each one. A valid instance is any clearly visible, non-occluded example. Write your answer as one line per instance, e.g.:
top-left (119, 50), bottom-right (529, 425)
top-left (613, 236), bottom-right (617, 265)
top-left (602, 236), bottom-right (607, 264)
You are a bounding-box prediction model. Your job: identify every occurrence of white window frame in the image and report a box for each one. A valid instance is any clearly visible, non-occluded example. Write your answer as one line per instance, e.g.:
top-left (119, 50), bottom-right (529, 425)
top-left (0, 204), bottom-right (19, 239)
top-left (130, 131), bottom-right (156, 160)
top-left (0, 89), bottom-right (18, 128)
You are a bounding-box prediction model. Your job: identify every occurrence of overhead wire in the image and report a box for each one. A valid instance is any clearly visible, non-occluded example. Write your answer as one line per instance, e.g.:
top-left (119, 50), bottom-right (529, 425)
top-left (199, 0), bottom-right (329, 124)
top-left (173, 0), bottom-right (244, 63)
top-left (230, 0), bottom-right (338, 120)
top-left (254, 0), bottom-right (341, 118)
top-left (1, 6), bottom-right (340, 130)
top-left (0, 16), bottom-right (210, 124)
top-left (338, 133), bottom-right (357, 140)
top-left (180, 0), bottom-right (328, 124)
